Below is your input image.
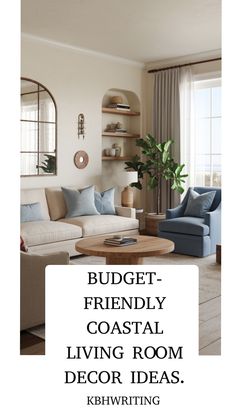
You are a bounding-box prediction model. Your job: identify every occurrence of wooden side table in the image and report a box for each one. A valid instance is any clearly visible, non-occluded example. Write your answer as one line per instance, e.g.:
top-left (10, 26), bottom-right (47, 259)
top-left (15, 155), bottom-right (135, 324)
top-left (135, 208), bottom-right (145, 231)
top-left (145, 213), bottom-right (166, 236)
top-left (216, 244), bottom-right (221, 264)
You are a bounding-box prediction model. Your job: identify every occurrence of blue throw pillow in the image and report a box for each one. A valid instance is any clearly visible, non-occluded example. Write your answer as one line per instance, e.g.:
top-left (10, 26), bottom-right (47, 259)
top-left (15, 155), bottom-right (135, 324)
top-left (94, 187), bottom-right (116, 215)
top-left (184, 189), bottom-right (216, 218)
top-left (62, 186), bottom-right (100, 218)
top-left (20, 202), bottom-right (44, 222)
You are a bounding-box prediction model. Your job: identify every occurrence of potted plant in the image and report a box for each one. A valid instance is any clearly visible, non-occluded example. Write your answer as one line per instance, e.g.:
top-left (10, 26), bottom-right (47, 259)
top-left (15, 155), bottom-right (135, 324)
top-left (125, 134), bottom-right (188, 214)
top-left (36, 154), bottom-right (56, 174)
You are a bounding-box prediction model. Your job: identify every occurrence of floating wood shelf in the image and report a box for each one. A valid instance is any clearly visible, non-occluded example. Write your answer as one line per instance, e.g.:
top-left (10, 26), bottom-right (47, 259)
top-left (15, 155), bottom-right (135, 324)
top-left (101, 90), bottom-right (140, 169)
top-left (102, 107), bottom-right (140, 116)
top-left (102, 156), bottom-right (132, 161)
top-left (102, 132), bottom-right (140, 138)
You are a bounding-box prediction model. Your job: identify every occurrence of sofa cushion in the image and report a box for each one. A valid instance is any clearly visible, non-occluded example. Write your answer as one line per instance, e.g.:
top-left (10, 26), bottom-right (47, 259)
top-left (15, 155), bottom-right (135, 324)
top-left (21, 220), bottom-right (82, 247)
top-left (62, 186), bottom-right (100, 217)
top-left (21, 202), bottom-right (44, 223)
top-left (159, 217), bottom-right (209, 236)
top-left (21, 188), bottom-right (50, 220)
top-left (94, 188), bottom-right (116, 215)
top-left (45, 187), bottom-right (67, 220)
top-left (193, 187), bottom-right (221, 211)
top-left (60, 215), bottom-right (139, 237)
top-left (184, 189), bottom-right (216, 217)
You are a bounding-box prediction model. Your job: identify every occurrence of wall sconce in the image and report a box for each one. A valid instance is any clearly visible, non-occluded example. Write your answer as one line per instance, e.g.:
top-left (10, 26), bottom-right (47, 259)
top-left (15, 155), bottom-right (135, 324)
top-left (78, 113), bottom-right (85, 139)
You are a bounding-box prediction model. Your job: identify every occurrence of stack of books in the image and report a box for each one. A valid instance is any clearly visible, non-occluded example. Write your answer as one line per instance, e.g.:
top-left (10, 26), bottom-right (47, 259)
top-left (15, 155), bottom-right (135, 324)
top-left (107, 103), bottom-right (131, 111)
top-left (115, 128), bottom-right (127, 133)
top-left (104, 236), bottom-right (137, 246)
top-left (105, 128), bottom-right (127, 133)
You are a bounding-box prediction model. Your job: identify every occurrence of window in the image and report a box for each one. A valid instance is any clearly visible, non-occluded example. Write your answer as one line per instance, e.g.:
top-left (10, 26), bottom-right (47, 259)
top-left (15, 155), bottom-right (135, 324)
top-left (193, 78), bottom-right (221, 187)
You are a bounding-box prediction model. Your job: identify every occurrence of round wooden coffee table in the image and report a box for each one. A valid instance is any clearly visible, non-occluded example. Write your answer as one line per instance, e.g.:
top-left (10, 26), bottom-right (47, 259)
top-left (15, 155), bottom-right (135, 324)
top-left (75, 235), bottom-right (174, 265)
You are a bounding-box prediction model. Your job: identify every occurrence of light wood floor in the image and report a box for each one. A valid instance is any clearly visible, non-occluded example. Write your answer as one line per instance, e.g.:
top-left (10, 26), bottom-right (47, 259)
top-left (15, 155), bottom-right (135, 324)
top-left (199, 295), bottom-right (221, 355)
top-left (20, 304), bottom-right (221, 356)
top-left (20, 253), bottom-right (221, 356)
top-left (72, 253), bottom-right (221, 356)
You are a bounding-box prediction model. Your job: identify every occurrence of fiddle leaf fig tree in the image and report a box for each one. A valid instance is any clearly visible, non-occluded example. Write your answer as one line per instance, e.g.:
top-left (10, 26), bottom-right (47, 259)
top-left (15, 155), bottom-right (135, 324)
top-left (125, 134), bottom-right (188, 214)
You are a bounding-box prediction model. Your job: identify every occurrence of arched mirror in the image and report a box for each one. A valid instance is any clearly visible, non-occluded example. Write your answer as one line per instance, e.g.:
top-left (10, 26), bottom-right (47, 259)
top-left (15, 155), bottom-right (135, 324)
top-left (21, 78), bottom-right (57, 176)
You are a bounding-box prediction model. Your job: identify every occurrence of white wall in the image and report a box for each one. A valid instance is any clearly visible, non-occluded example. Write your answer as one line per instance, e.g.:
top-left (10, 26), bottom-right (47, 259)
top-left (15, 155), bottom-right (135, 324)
top-left (21, 39), bottom-right (221, 212)
top-left (21, 36), bottom-right (143, 192)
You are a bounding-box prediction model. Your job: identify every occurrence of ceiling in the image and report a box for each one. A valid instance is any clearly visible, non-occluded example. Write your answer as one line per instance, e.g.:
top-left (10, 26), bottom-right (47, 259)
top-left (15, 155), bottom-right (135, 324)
top-left (21, 0), bottom-right (221, 64)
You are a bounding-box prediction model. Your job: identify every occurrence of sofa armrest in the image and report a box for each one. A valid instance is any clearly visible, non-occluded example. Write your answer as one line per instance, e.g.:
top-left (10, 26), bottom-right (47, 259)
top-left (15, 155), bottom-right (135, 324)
top-left (20, 251), bottom-right (69, 330)
top-left (166, 204), bottom-right (185, 219)
top-left (115, 206), bottom-right (136, 218)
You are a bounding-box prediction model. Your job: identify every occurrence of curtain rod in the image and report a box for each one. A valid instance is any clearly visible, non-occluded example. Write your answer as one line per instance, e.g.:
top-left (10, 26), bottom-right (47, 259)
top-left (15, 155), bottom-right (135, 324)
top-left (147, 57), bottom-right (221, 74)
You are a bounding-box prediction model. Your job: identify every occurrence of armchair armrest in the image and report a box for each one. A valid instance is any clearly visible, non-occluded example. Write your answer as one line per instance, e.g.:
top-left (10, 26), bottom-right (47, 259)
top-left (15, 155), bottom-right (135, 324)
top-left (166, 204), bottom-right (185, 219)
top-left (204, 204), bottom-right (221, 250)
top-left (115, 206), bottom-right (136, 218)
top-left (20, 251), bottom-right (69, 330)
top-left (204, 203), bottom-right (221, 231)
top-left (21, 250), bottom-right (70, 270)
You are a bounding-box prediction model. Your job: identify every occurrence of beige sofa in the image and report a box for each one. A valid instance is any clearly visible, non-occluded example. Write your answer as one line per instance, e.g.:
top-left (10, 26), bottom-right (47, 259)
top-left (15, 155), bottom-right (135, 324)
top-left (21, 187), bottom-right (139, 256)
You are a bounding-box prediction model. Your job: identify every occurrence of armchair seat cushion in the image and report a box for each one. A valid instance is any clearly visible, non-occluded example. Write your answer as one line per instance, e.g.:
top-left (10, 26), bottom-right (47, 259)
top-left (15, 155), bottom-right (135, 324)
top-left (159, 217), bottom-right (209, 237)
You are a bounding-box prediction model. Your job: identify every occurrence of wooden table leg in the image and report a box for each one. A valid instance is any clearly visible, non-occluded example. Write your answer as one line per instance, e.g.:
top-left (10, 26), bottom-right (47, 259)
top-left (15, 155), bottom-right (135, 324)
top-left (216, 244), bottom-right (221, 264)
top-left (106, 256), bottom-right (143, 265)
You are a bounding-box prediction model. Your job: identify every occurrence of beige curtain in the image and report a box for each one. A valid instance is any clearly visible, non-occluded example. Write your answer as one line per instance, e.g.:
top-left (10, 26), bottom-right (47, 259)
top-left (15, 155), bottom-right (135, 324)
top-left (179, 67), bottom-right (193, 194)
top-left (152, 67), bottom-right (192, 212)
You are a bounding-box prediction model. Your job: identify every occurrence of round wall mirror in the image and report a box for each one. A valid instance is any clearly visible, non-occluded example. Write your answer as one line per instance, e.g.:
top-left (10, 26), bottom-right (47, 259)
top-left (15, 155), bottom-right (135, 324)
top-left (21, 78), bottom-right (57, 176)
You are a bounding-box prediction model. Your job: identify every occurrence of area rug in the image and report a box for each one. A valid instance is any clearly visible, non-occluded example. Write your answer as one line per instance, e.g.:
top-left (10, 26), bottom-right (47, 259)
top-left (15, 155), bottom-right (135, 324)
top-left (71, 253), bottom-right (221, 304)
top-left (26, 254), bottom-right (220, 344)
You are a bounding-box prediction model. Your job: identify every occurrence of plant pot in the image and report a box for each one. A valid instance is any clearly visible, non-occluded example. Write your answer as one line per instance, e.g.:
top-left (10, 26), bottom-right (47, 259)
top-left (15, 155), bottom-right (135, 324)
top-left (146, 212), bottom-right (165, 219)
top-left (145, 213), bottom-right (166, 236)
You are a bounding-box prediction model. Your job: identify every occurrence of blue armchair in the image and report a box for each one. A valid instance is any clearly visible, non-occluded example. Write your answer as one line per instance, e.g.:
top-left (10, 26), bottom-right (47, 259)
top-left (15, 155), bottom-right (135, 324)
top-left (158, 187), bottom-right (221, 257)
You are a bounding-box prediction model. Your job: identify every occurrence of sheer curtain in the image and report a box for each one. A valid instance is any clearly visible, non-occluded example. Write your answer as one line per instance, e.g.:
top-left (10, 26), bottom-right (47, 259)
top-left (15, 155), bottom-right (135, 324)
top-left (179, 67), bottom-right (194, 194)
